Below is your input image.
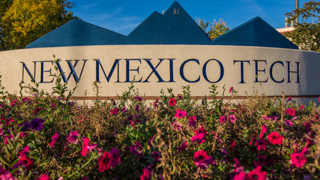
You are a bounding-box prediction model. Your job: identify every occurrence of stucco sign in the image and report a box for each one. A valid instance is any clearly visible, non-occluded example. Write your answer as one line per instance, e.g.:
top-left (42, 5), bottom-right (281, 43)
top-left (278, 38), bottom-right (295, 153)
top-left (1, 2), bottom-right (319, 102)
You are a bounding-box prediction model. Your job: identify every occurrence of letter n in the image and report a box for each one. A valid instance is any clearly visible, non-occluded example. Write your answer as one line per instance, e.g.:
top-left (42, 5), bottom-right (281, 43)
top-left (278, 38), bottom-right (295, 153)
top-left (21, 62), bottom-right (36, 83)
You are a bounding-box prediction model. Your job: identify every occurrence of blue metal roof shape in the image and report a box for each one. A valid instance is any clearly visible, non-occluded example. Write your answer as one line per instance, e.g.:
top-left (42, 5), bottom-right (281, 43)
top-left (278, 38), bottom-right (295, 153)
top-left (26, 1), bottom-right (298, 49)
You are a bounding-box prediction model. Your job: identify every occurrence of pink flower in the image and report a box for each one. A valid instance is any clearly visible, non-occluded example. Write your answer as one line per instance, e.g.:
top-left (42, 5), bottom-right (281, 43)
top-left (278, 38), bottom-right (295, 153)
top-left (11, 99), bottom-right (17, 106)
top-left (228, 115), bottom-right (237, 123)
top-left (0, 166), bottom-right (18, 180)
top-left (285, 120), bottom-right (293, 126)
top-left (110, 148), bottom-right (121, 167)
top-left (229, 87), bottom-right (233, 93)
top-left (193, 150), bottom-right (215, 170)
top-left (178, 94), bottom-right (182, 99)
top-left (154, 99), bottom-right (159, 108)
top-left (300, 105), bottom-right (305, 110)
top-left (81, 137), bottom-right (90, 156)
top-left (259, 125), bottom-right (267, 138)
top-left (175, 109), bottom-right (186, 119)
top-left (14, 155), bottom-right (33, 171)
top-left (246, 166), bottom-right (267, 180)
top-left (4, 135), bottom-right (13, 145)
top-left (37, 174), bottom-right (50, 180)
top-left (111, 108), bottom-right (119, 116)
top-left (97, 151), bottom-right (111, 173)
top-left (129, 141), bottom-right (143, 155)
top-left (318, 97), bottom-right (320, 103)
top-left (285, 108), bottom-right (295, 116)
top-left (87, 144), bottom-right (97, 151)
top-left (135, 96), bottom-right (142, 102)
top-left (230, 141), bottom-right (236, 151)
top-left (172, 121), bottom-right (181, 131)
top-left (249, 134), bottom-right (257, 145)
top-left (50, 132), bottom-right (59, 148)
top-left (192, 133), bottom-right (206, 145)
top-left (255, 139), bottom-right (268, 151)
top-left (140, 168), bottom-right (152, 180)
top-left (194, 125), bottom-right (207, 135)
top-left (219, 116), bottom-right (226, 123)
top-left (287, 96), bottom-right (292, 102)
top-left (67, 131), bottom-right (79, 144)
top-left (168, 98), bottom-right (176, 106)
top-left (268, 132), bottom-right (283, 145)
top-left (19, 146), bottom-right (30, 157)
top-left (178, 142), bottom-right (188, 153)
top-left (151, 151), bottom-right (160, 162)
top-left (233, 171), bottom-right (246, 180)
top-left (290, 152), bottom-right (307, 168)
top-left (188, 116), bottom-right (197, 127)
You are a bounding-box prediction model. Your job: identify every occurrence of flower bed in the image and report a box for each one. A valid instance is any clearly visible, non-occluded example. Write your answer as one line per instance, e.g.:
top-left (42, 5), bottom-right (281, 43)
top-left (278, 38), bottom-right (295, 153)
top-left (0, 61), bottom-right (320, 179)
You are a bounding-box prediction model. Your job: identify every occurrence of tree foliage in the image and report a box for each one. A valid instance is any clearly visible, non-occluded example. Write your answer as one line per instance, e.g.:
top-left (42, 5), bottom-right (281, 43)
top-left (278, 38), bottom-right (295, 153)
top-left (0, 0), bottom-right (77, 51)
top-left (198, 18), bottom-right (230, 40)
top-left (285, 1), bottom-right (320, 52)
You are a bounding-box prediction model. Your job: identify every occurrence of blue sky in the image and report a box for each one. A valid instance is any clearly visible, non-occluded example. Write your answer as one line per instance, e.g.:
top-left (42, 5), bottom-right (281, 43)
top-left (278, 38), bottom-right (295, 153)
top-left (71, 0), bottom-right (311, 35)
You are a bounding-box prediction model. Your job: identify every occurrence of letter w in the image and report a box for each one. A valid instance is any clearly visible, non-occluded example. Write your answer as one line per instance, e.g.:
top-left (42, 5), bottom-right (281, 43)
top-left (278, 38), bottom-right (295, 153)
top-left (56, 60), bottom-right (87, 83)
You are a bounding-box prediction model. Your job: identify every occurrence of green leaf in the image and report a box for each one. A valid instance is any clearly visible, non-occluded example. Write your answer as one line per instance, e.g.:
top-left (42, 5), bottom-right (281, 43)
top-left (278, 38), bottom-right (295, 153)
top-left (9, 158), bottom-right (20, 169)
top-left (0, 156), bottom-right (10, 166)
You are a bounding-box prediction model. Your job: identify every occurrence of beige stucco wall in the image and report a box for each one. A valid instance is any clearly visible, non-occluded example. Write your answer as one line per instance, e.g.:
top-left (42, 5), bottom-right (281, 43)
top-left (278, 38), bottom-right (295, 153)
top-left (0, 45), bottom-right (319, 99)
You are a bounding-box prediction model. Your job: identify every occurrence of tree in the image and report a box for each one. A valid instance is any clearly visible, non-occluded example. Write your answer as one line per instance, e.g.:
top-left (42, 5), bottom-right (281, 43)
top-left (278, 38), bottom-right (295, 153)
top-left (0, 0), bottom-right (77, 51)
top-left (285, 1), bottom-right (320, 51)
top-left (198, 18), bottom-right (231, 40)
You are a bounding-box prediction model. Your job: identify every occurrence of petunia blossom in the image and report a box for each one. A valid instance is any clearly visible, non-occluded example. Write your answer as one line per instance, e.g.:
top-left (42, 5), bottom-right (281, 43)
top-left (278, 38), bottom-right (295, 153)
top-left (50, 132), bottom-right (59, 148)
top-left (81, 137), bottom-right (90, 156)
top-left (255, 139), bottom-right (268, 151)
top-left (259, 125), bottom-right (267, 138)
top-left (140, 168), bottom-right (152, 180)
top-left (178, 142), bottom-right (188, 153)
top-left (285, 120), bottom-right (293, 126)
top-left (110, 148), bottom-right (121, 167)
top-left (267, 132), bottom-right (283, 145)
top-left (285, 108), bottom-right (296, 116)
top-left (246, 166), bottom-right (267, 180)
top-left (193, 150), bottom-right (215, 170)
top-left (228, 115), bottom-right (237, 123)
top-left (219, 116), bottom-right (226, 123)
top-left (168, 98), bottom-right (176, 106)
top-left (30, 118), bottom-right (44, 131)
top-left (192, 133), bottom-right (206, 145)
top-left (67, 131), bottom-right (79, 145)
top-left (175, 109), bottom-right (186, 119)
top-left (97, 151), bottom-right (112, 173)
top-left (229, 87), bottom-right (233, 93)
top-left (151, 151), bottom-right (161, 162)
top-left (0, 166), bottom-right (18, 180)
top-left (37, 174), bottom-right (50, 180)
top-left (188, 116), bottom-right (197, 127)
top-left (110, 108), bottom-right (119, 116)
top-left (290, 152), bottom-right (307, 168)
top-left (249, 134), bottom-right (257, 145)
top-left (172, 121), bottom-right (182, 131)
top-left (233, 171), bottom-right (246, 180)
top-left (129, 141), bottom-right (143, 155)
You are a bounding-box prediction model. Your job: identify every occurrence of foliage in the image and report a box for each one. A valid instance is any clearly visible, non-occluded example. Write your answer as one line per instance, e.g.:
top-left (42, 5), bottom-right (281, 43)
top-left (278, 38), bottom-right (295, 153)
top-left (0, 59), bottom-right (320, 179)
top-left (285, 0), bottom-right (320, 52)
top-left (0, 0), bottom-right (77, 50)
top-left (198, 18), bottom-right (231, 40)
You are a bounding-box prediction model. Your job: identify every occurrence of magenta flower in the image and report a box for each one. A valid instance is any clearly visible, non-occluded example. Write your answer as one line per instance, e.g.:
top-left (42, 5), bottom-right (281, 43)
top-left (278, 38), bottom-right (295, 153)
top-left (290, 152), bottom-right (307, 168)
top-left (140, 168), bottom-right (152, 180)
top-left (110, 148), bottom-right (121, 167)
top-left (287, 96), bottom-right (292, 102)
top-left (194, 125), bottom-right (207, 135)
top-left (37, 174), bottom-right (50, 180)
top-left (50, 132), bottom-right (59, 148)
top-left (246, 166), bottom-right (267, 180)
top-left (193, 150), bottom-right (215, 170)
top-left (227, 115), bottom-right (237, 123)
top-left (175, 109), bottom-right (186, 119)
top-left (151, 151), bottom-right (160, 162)
top-left (97, 151), bottom-right (111, 172)
top-left (87, 144), bottom-right (97, 151)
top-left (188, 116), bottom-right (197, 127)
top-left (129, 141), bottom-right (143, 155)
top-left (249, 134), bottom-right (257, 145)
top-left (135, 96), bottom-right (142, 102)
top-left (255, 139), bottom-right (268, 151)
top-left (110, 108), bottom-right (119, 115)
top-left (268, 132), bottom-right (283, 145)
top-left (230, 141), bottom-right (236, 151)
top-left (67, 131), bottom-right (79, 144)
top-left (81, 137), bottom-right (90, 156)
top-left (300, 105), bottom-right (305, 110)
top-left (254, 155), bottom-right (274, 167)
top-left (285, 108), bottom-right (296, 116)
top-left (233, 158), bottom-right (244, 173)
top-left (30, 118), bottom-right (44, 131)
top-left (4, 135), bottom-right (13, 145)
top-left (0, 166), bottom-right (18, 180)
top-left (285, 120), bottom-right (293, 126)
top-left (192, 133), bottom-right (206, 145)
top-left (233, 171), bottom-right (246, 180)
top-left (172, 121), bottom-right (182, 131)
top-left (154, 99), bottom-right (159, 108)
top-left (168, 98), bottom-right (176, 106)
top-left (220, 148), bottom-right (228, 157)
top-left (229, 87), bottom-right (233, 93)
top-left (219, 116), bottom-right (226, 123)
top-left (259, 125), bottom-right (267, 138)
top-left (19, 146), bottom-right (30, 157)
top-left (178, 142), bottom-right (188, 153)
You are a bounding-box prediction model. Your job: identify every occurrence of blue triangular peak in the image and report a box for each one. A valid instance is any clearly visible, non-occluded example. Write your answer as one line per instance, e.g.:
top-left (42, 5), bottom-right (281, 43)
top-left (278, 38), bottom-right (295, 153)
top-left (26, 19), bottom-right (126, 48)
top-left (211, 17), bottom-right (298, 49)
top-left (126, 1), bottom-right (211, 44)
